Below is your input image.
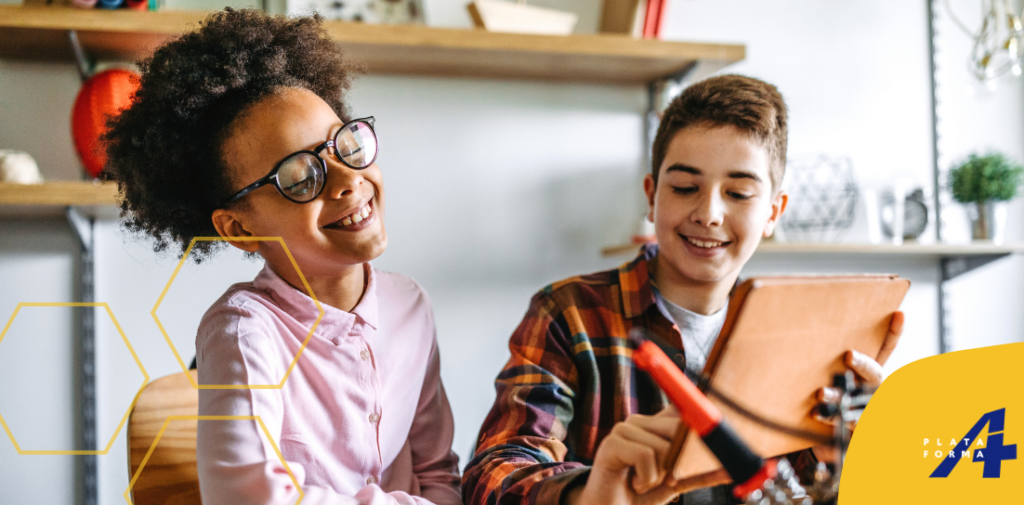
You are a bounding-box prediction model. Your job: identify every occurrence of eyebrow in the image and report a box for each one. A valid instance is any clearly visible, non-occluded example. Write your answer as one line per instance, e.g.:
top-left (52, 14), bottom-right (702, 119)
top-left (664, 163), bottom-right (763, 183)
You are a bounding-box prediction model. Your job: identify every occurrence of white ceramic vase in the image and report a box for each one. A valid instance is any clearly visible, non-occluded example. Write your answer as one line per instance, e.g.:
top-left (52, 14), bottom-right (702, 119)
top-left (966, 200), bottom-right (1008, 244)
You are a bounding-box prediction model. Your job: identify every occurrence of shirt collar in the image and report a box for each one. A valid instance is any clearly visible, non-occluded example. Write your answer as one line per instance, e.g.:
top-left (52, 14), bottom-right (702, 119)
top-left (252, 262), bottom-right (380, 335)
top-left (617, 242), bottom-right (659, 319)
top-left (627, 242), bottom-right (740, 320)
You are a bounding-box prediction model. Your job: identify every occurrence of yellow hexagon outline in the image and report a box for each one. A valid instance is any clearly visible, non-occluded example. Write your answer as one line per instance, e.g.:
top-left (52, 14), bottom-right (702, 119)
top-left (0, 302), bottom-right (150, 455)
top-left (153, 237), bottom-right (324, 389)
top-left (124, 415), bottom-right (304, 505)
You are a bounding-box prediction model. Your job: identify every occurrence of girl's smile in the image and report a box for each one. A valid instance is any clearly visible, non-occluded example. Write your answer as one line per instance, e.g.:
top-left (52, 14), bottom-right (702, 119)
top-left (323, 199), bottom-right (376, 231)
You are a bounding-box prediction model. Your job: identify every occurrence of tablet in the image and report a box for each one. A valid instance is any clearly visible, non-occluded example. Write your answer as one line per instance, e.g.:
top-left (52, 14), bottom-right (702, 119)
top-left (668, 274), bottom-right (911, 490)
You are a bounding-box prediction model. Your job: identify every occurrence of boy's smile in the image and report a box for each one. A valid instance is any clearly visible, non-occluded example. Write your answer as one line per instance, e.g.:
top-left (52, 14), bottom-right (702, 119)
top-left (644, 124), bottom-right (786, 314)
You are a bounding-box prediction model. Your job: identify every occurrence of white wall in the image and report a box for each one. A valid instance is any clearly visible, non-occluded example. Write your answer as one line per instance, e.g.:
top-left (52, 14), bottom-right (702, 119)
top-left (2, 1), bottom-right (1023, 504)
top-left (0, 219), bottom-right (79, 505)
top-left (934, 0), bottom-right (1024, 353)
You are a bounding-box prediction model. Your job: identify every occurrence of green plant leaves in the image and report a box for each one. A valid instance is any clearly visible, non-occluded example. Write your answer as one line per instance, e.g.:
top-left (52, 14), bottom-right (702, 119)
top-left (949, 152), bottom-right (1024, 203)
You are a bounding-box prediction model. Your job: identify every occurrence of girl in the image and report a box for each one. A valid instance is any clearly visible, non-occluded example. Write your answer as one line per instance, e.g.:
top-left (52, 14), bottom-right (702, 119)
top-left (104, 9), bottom-right (461, 505)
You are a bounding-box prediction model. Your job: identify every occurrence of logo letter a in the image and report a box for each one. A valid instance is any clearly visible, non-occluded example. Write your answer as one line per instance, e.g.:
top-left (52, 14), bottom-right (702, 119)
top-left (931, 408), bottom-right (1017, 478)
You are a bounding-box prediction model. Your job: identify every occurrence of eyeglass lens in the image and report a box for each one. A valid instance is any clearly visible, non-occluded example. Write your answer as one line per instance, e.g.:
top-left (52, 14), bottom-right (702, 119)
top-left (273, 119), bottom-right (376, 203)
top-left (335, 121), bottom-right (378, 168)
top-left (276, 153), bottom-right (325, 203)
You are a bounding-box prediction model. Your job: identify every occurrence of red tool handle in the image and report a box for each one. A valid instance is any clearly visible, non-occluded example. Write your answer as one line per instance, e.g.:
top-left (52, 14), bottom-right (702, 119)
top-left (633, 340), bottom-right (774, 499)
top-left (633, 341), bottom-right (721, 436)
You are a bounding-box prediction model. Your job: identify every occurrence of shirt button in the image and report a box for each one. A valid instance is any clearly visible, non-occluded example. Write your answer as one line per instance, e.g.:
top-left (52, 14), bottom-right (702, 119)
top-left (366, 476), bottom-right (377, 485)
top-left (369, 412), bottom-right (380, 423)
top-left (360, 350), bottom-right (370, 361)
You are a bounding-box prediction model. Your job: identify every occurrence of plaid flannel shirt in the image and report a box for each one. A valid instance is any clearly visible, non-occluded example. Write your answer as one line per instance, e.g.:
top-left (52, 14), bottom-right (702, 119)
top-left (462, 244), bottom-right (816, 505)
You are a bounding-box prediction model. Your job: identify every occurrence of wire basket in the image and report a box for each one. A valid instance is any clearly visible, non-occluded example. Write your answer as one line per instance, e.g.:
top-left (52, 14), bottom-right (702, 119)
top-left (780, 155), bottom-right (859, 243)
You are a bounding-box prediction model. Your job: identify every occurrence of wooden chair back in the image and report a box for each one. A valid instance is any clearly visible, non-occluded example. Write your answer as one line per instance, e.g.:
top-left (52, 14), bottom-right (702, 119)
top-left (126, 370), bottom-right (201, 505)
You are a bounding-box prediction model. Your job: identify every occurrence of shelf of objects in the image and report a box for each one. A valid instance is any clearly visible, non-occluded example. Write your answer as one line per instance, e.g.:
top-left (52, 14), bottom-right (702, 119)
top-left (600, 241), bottom-right (1024, 258)
top-left (0, 5), bottom-right (745, 84)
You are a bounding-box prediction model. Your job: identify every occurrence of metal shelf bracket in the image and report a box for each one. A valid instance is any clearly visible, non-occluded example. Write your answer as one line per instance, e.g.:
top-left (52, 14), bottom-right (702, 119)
top-left (941, 254), bottom-right (1011, 281)
top-left (68, 30), bottom-right (95, 82)
top-left (66, 206), bottom-right (97, 505)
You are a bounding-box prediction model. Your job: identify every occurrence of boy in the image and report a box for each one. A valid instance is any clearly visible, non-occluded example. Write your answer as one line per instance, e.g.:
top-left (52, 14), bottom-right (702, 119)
top-left (461, 75), bottom-right (903, 505)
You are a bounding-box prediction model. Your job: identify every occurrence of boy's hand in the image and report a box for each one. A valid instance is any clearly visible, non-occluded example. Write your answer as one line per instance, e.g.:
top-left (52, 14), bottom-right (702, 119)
top-left (812, 311), bottom-right (904, 461)
top-left (562, 406), bottom-right (686, 505)
top-left (816, 310), bottom-right (904, 403)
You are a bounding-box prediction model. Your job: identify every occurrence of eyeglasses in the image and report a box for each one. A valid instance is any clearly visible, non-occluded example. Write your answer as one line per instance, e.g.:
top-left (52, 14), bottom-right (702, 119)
top-left (222, 116), bottom-right (378, 206)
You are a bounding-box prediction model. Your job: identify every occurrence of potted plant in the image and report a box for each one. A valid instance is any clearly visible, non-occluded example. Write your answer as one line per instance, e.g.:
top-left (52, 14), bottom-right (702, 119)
top-left (949, 152), bottom-right (1024, 244)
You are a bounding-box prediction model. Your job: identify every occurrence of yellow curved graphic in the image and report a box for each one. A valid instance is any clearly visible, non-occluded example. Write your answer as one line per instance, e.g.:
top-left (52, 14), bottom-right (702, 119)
top-left (841, 342), bottom-right (1023, 503)
top-left (0, 302), bottom-right (149, 455)
top-left (152, 237), bottom-right (323, 389)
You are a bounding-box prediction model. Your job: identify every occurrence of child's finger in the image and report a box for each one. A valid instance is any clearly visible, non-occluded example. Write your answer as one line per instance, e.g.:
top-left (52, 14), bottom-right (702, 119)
top-left (845, 349), bottom-right (884, 386)
top-left (601, 434), bottom-right (664, 494)
top-left (664, 468), bottom-right (730, 498)
top-left (624, 411), bottom-right (680, 439)
top-left (656, 404), bottom-right (679, 417)
top-left (636, 483), bottom-right (684, 505)
top-left (616, 421), bottom-right (672, 457)
top-left (876, 311), bottom-right (904, 366)
top-left (812, 444), bottom-right (838, 464)
top-left (816, 386), bottom-right (840, 404)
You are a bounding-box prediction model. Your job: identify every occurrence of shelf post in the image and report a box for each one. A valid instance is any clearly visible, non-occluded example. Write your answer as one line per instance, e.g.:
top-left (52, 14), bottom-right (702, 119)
top-left (68, 28), bottom-right (98, 505)
top-left (68, 27), bottom-right (99, 505)
top-left (927, 0), bottom-right (953, 355)
top-left (927, 0), bottom-right (945, 244)
top-left (68, 30), bottom-right (95, 82)
top-left (66, 207), bottom-right (97, 505)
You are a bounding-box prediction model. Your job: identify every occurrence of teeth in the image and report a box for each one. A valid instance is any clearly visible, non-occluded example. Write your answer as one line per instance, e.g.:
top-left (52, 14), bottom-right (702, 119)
top-left (687, 237), bottom-right (724, 248)
top-left (334, 203), bottom-right (371, 228)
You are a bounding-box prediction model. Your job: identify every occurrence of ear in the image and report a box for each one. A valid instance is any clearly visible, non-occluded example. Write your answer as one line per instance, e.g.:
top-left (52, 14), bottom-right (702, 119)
top-left (762, 190), bottom-right (788, 237)
top-left (643, 173), bottom-right (657, 223)
top-left (211, 207), bottom-right (261, 253)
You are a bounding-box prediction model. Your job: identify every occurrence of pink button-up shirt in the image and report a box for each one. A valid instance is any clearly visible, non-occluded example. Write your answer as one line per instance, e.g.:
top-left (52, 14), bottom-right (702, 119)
top-left (195, 263), bottom-right (461, 505)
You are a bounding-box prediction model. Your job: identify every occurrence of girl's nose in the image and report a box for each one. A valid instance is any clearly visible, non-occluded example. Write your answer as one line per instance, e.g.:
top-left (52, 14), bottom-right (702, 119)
top-left (323, 159), bottom-right (364, 199)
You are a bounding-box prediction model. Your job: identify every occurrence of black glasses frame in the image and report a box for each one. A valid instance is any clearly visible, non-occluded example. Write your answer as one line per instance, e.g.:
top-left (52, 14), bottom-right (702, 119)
top-left (222, 116), bottom-right (377, 206)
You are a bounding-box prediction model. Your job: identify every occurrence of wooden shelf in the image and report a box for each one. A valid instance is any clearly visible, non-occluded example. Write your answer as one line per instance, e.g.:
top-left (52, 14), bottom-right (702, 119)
top-left (601, 241), bottom-right (1024, 258)
top-left (756, 242), bottom-right (1024, 256)
top-left (0, 6), bottom-right (745, 84)
top-left (0, 181), bottom-right (119, 206)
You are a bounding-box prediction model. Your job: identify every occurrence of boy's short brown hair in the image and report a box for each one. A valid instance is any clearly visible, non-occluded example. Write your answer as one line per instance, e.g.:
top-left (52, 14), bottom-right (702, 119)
top-left (651, 74), bottom-right (788, 192)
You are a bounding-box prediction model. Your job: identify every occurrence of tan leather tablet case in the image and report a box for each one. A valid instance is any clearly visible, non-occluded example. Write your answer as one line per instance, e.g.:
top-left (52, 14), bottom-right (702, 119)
top-left (671, 274), bottom-right (911, 489)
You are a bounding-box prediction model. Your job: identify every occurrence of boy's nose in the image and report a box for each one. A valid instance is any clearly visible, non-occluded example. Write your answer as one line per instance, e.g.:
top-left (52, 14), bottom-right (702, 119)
top-left (691, 192), bottom-right (724, 227)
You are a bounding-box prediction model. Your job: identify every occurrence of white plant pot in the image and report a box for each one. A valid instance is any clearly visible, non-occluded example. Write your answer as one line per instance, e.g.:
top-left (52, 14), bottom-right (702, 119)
top-left (966, 200), bottom-right (1008, 244)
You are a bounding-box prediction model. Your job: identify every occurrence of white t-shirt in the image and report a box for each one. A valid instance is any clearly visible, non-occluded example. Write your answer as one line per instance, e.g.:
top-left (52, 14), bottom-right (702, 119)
top-left (653, 289), bottom-right (728, 375)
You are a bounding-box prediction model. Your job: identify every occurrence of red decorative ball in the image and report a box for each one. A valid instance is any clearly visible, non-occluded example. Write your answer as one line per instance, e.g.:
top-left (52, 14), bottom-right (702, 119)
top-left (71, 68), bottom-right (140, 179)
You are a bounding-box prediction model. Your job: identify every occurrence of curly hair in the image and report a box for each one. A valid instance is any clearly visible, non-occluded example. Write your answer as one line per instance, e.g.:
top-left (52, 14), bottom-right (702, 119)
top-left (103, 8), bottom-right (358, 262)
top-left (651, 74), bottom-right (788, 192)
